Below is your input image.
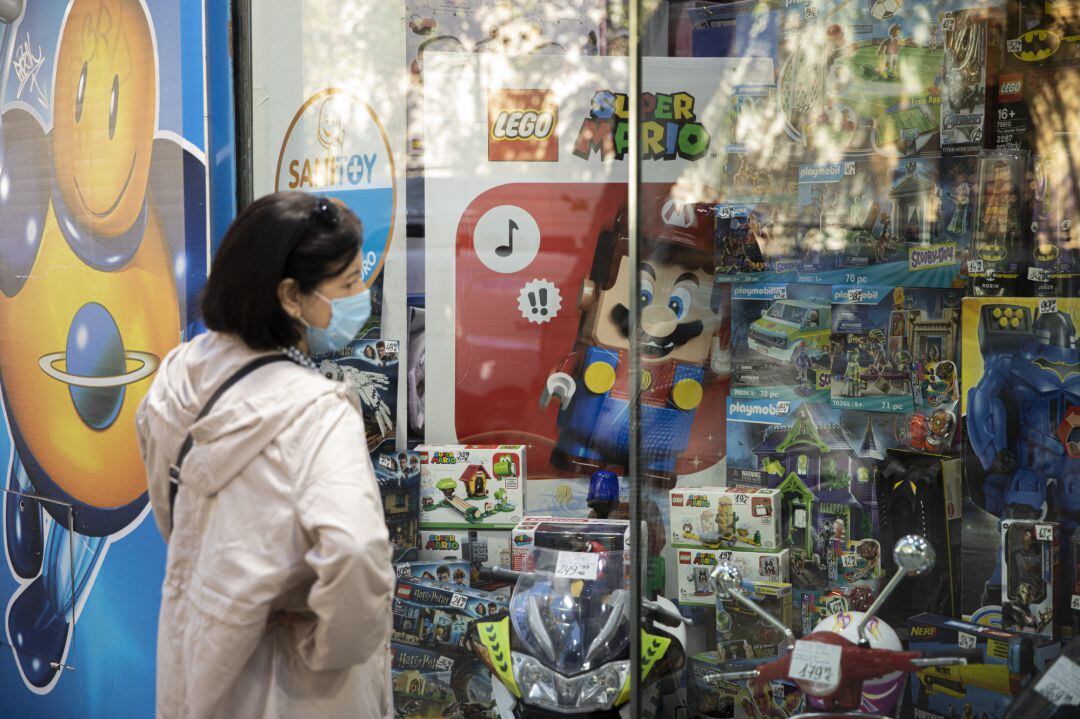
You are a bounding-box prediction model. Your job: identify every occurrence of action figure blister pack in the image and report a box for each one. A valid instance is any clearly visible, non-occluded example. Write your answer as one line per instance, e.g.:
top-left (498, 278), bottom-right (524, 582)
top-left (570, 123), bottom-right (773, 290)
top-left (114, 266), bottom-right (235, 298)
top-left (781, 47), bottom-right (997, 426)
top-left (970, 150), bottom-right (1029, 296)
top-left (941, 7), bottom-right (1005, 156)
top-left (1028, 150), bottom-right (1080, 296)
top-left (1001, 520), bottom-right (1061, 638)
top-left (730, 283), bottom-right (833, 401)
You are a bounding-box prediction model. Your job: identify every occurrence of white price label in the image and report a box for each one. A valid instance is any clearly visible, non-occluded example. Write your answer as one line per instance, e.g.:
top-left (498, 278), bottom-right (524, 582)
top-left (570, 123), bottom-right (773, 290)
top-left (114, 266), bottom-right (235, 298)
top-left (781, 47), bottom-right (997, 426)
top-left (1071, 594), bottom-right (1080, 611)
top-left (789, 639), bottom-right (842, 692)
top-left (555, 551), bottom-right (600, 581)
top-left (1039, 298), bottom-right (1059, 315)
top-left (958, 632), bottom-right (977, 650)
top-left (435, 655), bottom-right (455, 671)
top-left (1029, 267), bottom-right (1050, 282)
top-left (968, 259), bottom-right (985, 273)
top-left (1036, 523), bottom-right (1054, 541)
top-left (450, 592), bottom-right (468, 609)
top-left (1035, 658), bottom-right (1080, 706)
top-left (841, 554), bottom-right (858, 568)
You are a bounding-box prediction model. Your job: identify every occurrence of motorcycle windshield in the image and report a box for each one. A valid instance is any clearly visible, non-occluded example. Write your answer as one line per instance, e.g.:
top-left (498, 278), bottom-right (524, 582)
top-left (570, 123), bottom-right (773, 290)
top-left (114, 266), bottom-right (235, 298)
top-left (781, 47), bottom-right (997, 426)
top-left (510, 547), bottom-right (630, 675)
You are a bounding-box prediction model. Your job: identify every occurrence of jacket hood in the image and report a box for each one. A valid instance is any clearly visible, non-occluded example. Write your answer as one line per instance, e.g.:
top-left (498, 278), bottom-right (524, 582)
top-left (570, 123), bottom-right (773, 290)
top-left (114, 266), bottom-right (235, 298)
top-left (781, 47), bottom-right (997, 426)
top-left (139, 332), bottom-right (357, 501)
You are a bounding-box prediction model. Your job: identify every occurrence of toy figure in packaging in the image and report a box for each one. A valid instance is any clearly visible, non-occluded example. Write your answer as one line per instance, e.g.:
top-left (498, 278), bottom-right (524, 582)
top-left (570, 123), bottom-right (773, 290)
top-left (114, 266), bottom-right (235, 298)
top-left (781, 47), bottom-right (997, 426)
top-left (716, 580), bottom-right (793, 660)
top-left (1001, 520), bottom-right (1060, 638)
top-left (832, 286), bottom-right (962, 413)
top-left (541, 198), bottom-right (727, 487)
top-left (971, 152), bottom-right (1027, 296)
top-left (1005, 0), bottom-right (1080, 67)
top-left (715, 203), bottom-right (799, 279)
top-left (941, 8), bottom-right (1004, 156)
top-left (1028, 152), bottom-right (1079, 296)
top-left (731, 284), bottom-right (833, 401)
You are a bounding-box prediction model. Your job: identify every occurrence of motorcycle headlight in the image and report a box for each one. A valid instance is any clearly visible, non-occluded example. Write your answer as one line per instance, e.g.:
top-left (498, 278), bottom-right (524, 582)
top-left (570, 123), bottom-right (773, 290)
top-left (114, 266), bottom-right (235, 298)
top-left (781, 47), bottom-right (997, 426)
top-left (511, 654), bottom-right (631, 711)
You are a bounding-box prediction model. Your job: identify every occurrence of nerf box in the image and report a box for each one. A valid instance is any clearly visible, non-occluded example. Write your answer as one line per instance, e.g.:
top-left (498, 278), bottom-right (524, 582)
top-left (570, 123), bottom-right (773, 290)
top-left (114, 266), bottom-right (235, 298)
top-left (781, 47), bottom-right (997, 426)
top-left (418, 529), bottom-right (512, 588)
top-left (901, 614), bottom-right (1062, 719)
top-left (686, 652), bottom-right (805, 719)
top-left (375, 451), bottom-right (421, 562)
top-left (390, 643), bottom-right (496, 719)
top-left (730, 283), bottom-right (833, 402)
top-left (1001, 519), bottom-right (1061, 639)
top-left (677, 547), bottom-right (790, 607)
top-left (418, 445), bottom-right (525, 530)
top-left (394, 559), bottom-right (472, 588)
top-left (392, 577), bottom-right (509, 656)
top-left (716, 580), bottom-right (792, 661)
top-left (670, 486), bottom-right (782, 551)
top-left (510, 516), bottom-right (630, 571)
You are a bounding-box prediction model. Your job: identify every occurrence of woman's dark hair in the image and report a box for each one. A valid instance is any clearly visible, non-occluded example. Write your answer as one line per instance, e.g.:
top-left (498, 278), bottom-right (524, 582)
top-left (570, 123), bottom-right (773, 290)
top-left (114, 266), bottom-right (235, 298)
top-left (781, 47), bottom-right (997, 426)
top-left (201, 191), bottom-right (363, 350)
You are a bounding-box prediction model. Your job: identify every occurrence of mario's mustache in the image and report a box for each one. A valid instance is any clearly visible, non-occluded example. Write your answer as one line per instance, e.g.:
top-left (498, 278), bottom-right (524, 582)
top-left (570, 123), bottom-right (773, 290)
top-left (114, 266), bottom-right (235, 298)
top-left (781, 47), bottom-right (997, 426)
top-left (612, 304), bottom-right (704, 349)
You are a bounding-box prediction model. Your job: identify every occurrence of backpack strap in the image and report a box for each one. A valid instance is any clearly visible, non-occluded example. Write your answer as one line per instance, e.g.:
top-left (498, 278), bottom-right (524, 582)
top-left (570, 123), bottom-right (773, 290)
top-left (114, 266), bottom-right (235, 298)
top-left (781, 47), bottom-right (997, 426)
top-left (168, 354), bottom-right (295, 532)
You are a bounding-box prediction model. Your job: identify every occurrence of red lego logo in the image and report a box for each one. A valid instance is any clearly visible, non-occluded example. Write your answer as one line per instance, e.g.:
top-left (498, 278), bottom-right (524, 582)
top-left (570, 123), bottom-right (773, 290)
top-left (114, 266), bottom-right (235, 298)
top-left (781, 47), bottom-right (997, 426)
top-left (395, 584), bottom-right (413, 600)
top-left (671, 493), bottom-right (685, 507)
top-left (678, 551), bottom-right (691, 564)
top-left (998, 74), bottom-right (1024, 102)
top-left (488, 89), bottom-right (558, 162)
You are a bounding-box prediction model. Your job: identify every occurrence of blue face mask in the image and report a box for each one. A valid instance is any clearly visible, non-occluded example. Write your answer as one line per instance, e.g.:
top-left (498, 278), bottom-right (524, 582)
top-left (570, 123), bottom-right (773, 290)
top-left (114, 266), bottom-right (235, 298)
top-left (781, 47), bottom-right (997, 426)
top-left (301, 289), bottom-right (372, 355)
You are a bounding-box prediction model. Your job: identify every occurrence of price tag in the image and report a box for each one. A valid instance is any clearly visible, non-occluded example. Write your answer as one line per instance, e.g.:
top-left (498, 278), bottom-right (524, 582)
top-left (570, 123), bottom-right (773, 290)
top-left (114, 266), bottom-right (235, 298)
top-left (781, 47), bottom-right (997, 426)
top-left (1029, 267), bottom-right (1050, 282)
top-left (435, 655), bottom-right (455, 671)
top-left (968, 259), bottom-right (985, 273)
top-left (450, 592), bottom-right (468, 609)
top-left (958, 632), bottom-right (977, 650)
top-left (841, 554), bottom-right (858, 568)
top-left (1071, 594), bottom-right (1080, 611)
top-left (1036, 523), bottom-right (1054, 541)
top-left (1035, 658), bottom-right (1080, 706)
top-left (789, 639), bottom-right (842, 693)
top-left (555, 551), bottom-right (600, 581)
top-left (1039, 298), bottom-right (1059, 315)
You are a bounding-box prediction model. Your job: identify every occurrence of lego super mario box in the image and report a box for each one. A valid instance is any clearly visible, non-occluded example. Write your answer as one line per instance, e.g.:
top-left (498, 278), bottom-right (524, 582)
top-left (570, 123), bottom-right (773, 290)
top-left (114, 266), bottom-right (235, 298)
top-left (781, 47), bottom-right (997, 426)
top-left (730, 283), bottom-right (833, 402)
top-left (678, 547), bottom-right (790, 607)
top-left (687, 652), bottom-right (805, 719)
top-left (418, 529), bottom-right (512, 588)
top-left (510, 516), bottom-right (629, 572)
top-left (900, 614), bottom-right (1062, 719)
top-left (669, 486), bottom-right (782, 551)
top-left (418, 445), bottom-right (525, 530)
top-left (391, 643), bottom-right (496, 719)
top-left (392, 576), bottom-right (509, 657)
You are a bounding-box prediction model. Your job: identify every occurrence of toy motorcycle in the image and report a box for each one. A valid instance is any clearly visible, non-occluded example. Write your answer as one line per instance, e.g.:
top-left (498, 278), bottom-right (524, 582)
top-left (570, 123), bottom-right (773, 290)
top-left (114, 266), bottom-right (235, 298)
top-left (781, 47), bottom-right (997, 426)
top-left (469, 546), bottom-right (689, 718)
top-left (707, 535), bottom-right (981, 718)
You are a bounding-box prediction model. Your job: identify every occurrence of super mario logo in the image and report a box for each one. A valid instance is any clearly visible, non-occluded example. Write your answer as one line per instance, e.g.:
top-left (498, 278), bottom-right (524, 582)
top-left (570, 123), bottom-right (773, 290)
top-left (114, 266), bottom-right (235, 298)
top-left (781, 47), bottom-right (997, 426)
top-left (684, 494), bottom-right (711, 508)
top-left (425, 535), bottom-right (461, 551)
top-left (573, 90), bottom-right (711, 161)
top-left (692, 553), bottom-right (718, 565)
top-left (431, 451), bottom-right (457, 465)
top-left (488, 88), bottom-right (558, 162)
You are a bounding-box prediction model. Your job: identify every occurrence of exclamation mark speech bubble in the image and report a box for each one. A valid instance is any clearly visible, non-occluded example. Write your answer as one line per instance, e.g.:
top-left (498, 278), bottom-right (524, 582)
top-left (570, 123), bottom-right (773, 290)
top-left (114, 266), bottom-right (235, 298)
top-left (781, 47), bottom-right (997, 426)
top-left (517, 279), bottom-right (562, 324)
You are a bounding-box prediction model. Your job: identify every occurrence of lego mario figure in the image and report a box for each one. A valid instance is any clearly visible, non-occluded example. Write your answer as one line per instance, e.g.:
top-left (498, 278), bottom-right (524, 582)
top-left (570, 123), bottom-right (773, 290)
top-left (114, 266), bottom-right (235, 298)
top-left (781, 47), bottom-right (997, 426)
top-left (540, 197), bottom-right (726, 487)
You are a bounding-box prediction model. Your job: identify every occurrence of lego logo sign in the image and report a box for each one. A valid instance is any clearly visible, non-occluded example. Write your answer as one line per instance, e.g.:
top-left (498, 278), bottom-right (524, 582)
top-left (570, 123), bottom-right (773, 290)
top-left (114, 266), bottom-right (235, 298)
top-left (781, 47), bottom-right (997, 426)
top-left (998, 74), bottom-right (1024, 102)
top-left (488, 89), bottom-right (558, 162)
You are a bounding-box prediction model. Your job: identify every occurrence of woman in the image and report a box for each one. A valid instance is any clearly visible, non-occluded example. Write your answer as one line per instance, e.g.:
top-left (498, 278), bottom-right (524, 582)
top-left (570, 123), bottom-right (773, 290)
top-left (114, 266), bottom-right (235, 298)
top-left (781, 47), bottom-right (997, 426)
top-left (136, 192), bottom-right (394, 719)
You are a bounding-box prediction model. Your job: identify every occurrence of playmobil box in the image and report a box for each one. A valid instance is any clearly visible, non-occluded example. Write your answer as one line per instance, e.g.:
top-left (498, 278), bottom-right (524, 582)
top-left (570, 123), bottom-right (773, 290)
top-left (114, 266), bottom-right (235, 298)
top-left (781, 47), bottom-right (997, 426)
top-left (831, 285), bottom-right (963, 414)
top-left (875, 449), bottom-right (963, 628)
top-left (792, 584), bottom-right (877, 637)
top-left (775, 0), bottom-right (944, 159)
top-left (418, 445), bottom-right (525, 530)
top-left (677, 547), bottom-right (790, 607)
top-left (940, 7), bottom-right (1004, 156)
top-left (670, 486), bottom-right (782, 551)
top-left (390, 643), bottom-right (496, 719)
top-left (510, 516), bottom-right (630, 571)
top-left (375, 451), bottom-right (421, 562)
top-left (392, 576), bottom-right (509, 656)
top-left (394, 559), bottom-right (472, 588)
top-left (418, 529), bottom-right (512, 588)
top-left (1001, 519), bottom-right (1061, 639)
top-left (900, 614), bottom-right (1062, 719)
top-left (686, 652), bottom-right (805, 719)
top-left (714, 201), bottom-right (800, 281)
top-left (730, 283), bottom-right (832, 402)
top-left (716, 580), bottom-right (792, 661)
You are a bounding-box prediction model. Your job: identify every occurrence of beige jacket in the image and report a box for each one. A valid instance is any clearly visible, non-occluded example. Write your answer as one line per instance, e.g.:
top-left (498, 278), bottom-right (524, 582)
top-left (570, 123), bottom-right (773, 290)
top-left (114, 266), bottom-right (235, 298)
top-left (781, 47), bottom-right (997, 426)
top-left (136, 331), bottom-right (394, 719)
